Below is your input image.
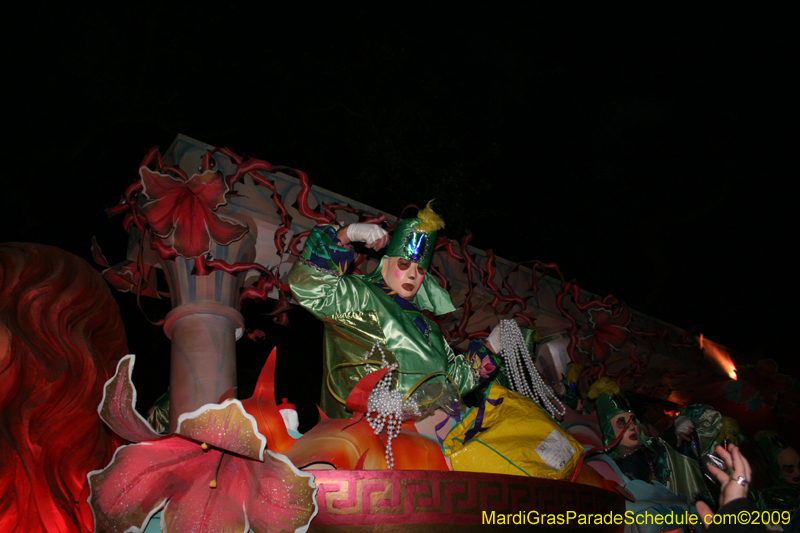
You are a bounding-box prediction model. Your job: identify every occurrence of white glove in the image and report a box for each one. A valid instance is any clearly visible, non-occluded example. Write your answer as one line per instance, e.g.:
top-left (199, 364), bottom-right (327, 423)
top-left (346, 223), bottom-right (388, 245)
top-left (487, 324), bottom-right (502, 353)
top-left (674, 416), bottom-right (694, 440)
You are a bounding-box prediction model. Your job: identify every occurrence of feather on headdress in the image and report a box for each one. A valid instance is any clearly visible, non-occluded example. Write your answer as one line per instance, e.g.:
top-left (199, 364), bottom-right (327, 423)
top-left (414, 201), bottom-right (445, 233)
top-left (588, 377), bottom-right (620, 400)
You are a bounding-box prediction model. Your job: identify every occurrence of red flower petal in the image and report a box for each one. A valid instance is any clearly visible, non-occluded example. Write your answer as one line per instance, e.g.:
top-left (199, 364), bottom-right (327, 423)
top-left (595, 326), bottom-right (629, 351)
top-left (88, 438), bottom-right (217, 533)
top-left (139, 168), bottom-right (190, 237)
top-left (177, 400), bottom-right (266, 462)
top-left (99, 355), bottom-right (166, 443)
top-left (170, 200), bottom-right (247, 258)
top-left (185, 170), bottom-right (231, 211)
top-left (240, 452), bottom-right (318, 533)
top-left (203, 210), bottom-right (249, 247)
top-left (138, 168), bottom-right (247, 257)
top-left (140, 167), bottom-right (187, 200)
top-left (162, 451), bottom-right (316, 533)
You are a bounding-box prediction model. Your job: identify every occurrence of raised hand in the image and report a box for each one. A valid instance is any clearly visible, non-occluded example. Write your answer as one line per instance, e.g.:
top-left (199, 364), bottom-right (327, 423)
top-left (695, 444), bottom-right (752, 524)
top-left (337, 224), bottom-right (390, 250)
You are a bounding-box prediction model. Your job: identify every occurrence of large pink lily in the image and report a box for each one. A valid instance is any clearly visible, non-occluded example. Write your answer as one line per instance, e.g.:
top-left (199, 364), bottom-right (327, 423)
top-left (87, 355), bottom-right (317, 533)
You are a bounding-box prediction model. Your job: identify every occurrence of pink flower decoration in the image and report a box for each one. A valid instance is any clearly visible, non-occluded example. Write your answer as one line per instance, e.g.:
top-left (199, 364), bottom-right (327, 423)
top-left (88, 355), bottom-right (317, 533)
top-left (139, 167), bottom-right (248, 258)
top-left (478, 356), bottom-right (497, 379)
top-left (470, 351), bottom-right (497, 380)
top-left (577, 306), bottom-right (631, 362)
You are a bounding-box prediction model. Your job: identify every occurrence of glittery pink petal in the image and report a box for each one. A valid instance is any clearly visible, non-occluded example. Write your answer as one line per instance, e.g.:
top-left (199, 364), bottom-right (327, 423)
top-left (98, 355), bottom-right (165, 443)
top-left (88, 437), bottom-right (217, 533)
top-left (243, 451), bottom-right (318, 533)
top-left (160, 453), bottom-right (249, 533)
top-left (176, 399), bottom-right (266, 461)
top-left (162, 450), bottom-right (317, 533)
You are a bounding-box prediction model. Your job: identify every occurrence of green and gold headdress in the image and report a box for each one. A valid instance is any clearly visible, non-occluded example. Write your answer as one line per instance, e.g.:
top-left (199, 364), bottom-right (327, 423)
top-left (384, 201), bottom-right (444, 270)
top-left (589, 377), bottom-right (636, 457)
top-left (360, 201), bottom-right (455, 315)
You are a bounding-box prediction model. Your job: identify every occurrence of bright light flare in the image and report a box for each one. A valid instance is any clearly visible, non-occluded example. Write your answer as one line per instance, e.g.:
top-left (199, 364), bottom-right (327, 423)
top-left (701, 335), bottom-right (737, 380)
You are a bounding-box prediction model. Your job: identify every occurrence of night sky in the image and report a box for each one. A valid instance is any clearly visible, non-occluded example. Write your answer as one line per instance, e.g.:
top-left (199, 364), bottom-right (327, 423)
top-left (5, 6), bottom-right (795, 428)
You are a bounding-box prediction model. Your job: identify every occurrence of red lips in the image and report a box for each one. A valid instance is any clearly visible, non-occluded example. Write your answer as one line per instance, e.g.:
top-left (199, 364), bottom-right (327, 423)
top-left (402, 283), bottom-right (415, 292)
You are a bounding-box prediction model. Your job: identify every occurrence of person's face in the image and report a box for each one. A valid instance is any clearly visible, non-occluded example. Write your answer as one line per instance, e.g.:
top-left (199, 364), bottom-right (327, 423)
top-left (777, 447), bottom-right (800, 484)
top-left (381, 256), bottom-right (425, 300)
top-left (611, 413), bottom-right (640, 449)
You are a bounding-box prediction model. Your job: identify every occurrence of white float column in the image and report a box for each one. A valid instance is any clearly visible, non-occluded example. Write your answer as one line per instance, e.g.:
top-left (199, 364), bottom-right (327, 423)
top-left (158, 232), bottom-right (255, 431)
top-left (163, 303), bottom-right (244, 431)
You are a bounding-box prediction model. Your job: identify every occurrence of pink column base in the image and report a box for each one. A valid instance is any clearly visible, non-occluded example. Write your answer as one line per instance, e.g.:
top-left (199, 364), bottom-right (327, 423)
top-left (164, 303), bottom-right (244, 432)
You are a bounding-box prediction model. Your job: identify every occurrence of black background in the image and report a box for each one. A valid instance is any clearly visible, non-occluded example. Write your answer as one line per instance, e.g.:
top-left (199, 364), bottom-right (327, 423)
top-left (4, 5), bottom-right (795, 430)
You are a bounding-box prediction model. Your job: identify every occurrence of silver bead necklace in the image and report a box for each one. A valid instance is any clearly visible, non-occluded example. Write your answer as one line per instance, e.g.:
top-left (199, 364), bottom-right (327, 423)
top-left (497, 320), bottom-right (566, 418)
top-left (363, 341), bottom-right (419, 469)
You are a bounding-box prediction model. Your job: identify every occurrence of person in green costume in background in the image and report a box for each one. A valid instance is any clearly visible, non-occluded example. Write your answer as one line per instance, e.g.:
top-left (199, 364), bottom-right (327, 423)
top-left (288, 202), bottom-right (501, 419)
top-left (582, 378), bottom-right (703, 532)
top-left (589, 377), bottom-right (711, 504)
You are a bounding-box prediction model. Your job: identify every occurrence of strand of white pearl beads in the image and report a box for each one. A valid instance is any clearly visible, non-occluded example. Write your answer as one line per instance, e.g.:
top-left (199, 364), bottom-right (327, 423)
top-left (498, 320), bottom-right (566, 418)
top-left (363, 341), bottom-right (418, 469)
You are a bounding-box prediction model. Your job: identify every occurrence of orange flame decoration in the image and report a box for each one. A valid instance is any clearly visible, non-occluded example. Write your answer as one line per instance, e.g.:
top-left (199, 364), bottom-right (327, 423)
top-left (242, 348), bottom-right (450, 471)
top-left (700, 335), bottom-right (737, 380)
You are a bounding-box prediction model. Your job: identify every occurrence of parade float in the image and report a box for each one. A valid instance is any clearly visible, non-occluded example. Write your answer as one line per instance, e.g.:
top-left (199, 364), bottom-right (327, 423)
top-left (2, 134), bottom-right (796, 532)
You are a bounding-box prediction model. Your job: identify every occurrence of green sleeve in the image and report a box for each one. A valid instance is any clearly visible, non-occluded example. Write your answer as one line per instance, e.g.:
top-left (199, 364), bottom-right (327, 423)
top-left (288, 225), bottom-right (359, 318)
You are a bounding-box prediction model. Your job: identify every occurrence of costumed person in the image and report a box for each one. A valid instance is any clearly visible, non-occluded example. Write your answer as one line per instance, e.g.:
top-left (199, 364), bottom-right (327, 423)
top-left (591, 377), bottom-right (708, 499)
top-left (288, 202), bottom-right (501, 420)
top-left (667, 404), bottom-right (727, 508)
top-left (0, 243), bottom-right (127, 533)
top-left (668, 406), bottom-right (767, 515)
top-left (586, 377), bottom-right (704, 532)
top-left (289, 203), bottom-right (583, 479)
top-left (755, 431), bottom-right (800, 530)
top-left (717, 415), bottom-right (743, 449)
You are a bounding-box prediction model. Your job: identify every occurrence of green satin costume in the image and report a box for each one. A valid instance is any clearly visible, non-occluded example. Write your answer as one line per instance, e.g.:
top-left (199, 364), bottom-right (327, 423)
top-left (288, 225), bottom-right (484, 419)
top-left (596, 391), bottom-right (709, 502)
